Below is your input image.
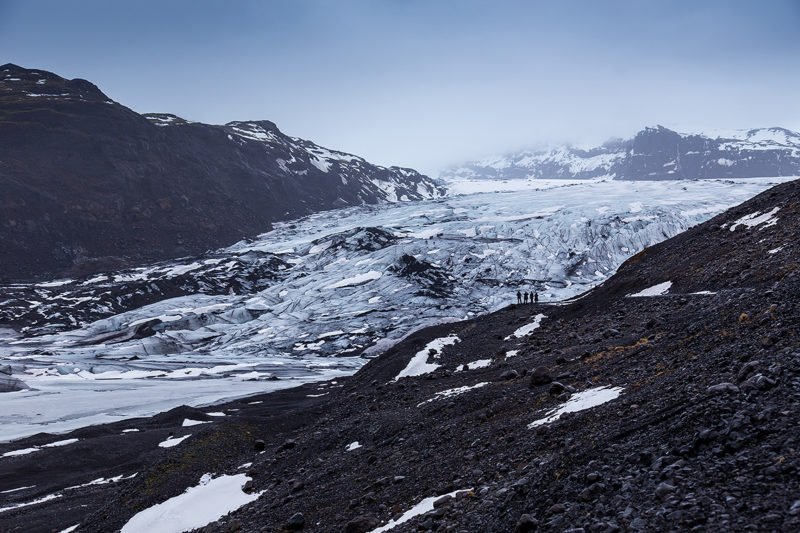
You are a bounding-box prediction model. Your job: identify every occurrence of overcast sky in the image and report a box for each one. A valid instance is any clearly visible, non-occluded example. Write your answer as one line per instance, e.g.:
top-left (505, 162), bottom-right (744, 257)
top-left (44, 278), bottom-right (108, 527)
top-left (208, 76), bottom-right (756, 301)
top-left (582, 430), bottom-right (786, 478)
top-left (2, 0), bottom-right (799, 175)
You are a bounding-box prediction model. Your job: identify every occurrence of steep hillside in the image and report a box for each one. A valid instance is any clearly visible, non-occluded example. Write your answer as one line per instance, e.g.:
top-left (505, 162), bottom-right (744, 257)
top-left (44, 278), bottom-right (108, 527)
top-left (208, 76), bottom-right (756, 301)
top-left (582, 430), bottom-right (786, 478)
top-left (1, 182), bottom-right (797, 532)
top-left (0, 64), bottom-right (444, 282)
top-left (442, 125), bottom-right (800, 182)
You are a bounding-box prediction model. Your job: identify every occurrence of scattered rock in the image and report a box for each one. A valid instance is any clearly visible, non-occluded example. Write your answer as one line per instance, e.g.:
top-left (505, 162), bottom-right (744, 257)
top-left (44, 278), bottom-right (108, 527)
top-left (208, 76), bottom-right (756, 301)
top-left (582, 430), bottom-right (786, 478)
top-left (741, 373), bottom-right (776, 391)
top-left (344, 515), bottom-right (380, 533)
top-left (790, 500), bottom-right (800, 516)
top-left (286, 512), bottom-right (305, 530)
top-left (433, 495), bottom-right (453, 508)
top-left (654, 482), bottom-right (676, 500)
top-left (528, 367), bottom-right (553, 386)
top-left (500, 369), bottom-right (519, 380)
top-left (514, 513), bottom-right (539, 532)
top-left (706, 382), bottom-right (739, 394)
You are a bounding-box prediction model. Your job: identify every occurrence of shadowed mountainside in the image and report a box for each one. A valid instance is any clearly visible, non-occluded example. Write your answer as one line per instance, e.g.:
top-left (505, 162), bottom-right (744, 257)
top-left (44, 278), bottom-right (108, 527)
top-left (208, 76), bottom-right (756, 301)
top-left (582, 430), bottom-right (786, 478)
top-left (0, 64), bottom-right (443, 282)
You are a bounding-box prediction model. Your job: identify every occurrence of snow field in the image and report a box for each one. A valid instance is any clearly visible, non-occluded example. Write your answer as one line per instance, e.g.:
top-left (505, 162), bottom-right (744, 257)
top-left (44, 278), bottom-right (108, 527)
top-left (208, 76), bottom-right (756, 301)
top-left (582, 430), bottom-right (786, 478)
top-left (394, 335), bottom-right (460, 380)
top-left (528, 386), bottom-right (624, 428)
top-left (120, 473), bottom-right (263, 533)
top-left (628, 281), bottom-right (672, 297)
top-left (505, 314), bottom-right (546, 340)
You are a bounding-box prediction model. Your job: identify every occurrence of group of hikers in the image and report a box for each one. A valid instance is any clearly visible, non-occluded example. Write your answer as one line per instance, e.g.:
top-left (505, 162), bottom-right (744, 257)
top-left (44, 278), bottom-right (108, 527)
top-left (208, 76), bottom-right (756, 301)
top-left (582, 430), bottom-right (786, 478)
top-left (516, 290), bottom-right (538, 304)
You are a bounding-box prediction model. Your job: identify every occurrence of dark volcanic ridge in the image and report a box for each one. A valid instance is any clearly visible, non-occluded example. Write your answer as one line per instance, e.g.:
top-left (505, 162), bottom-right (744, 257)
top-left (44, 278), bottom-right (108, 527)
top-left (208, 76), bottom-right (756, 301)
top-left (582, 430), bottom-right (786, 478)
top-left (0, 63), bottom-right (444, 282)
top-left (1, 180), bottom-right (798, 532)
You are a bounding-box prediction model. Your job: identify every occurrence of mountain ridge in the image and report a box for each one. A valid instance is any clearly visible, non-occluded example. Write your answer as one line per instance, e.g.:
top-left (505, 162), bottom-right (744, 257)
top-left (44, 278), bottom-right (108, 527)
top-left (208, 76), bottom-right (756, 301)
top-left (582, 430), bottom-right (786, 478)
top-left (0, 63), bottom-right (444, 282)
top-left (441, 124), bottom-right (800, 182)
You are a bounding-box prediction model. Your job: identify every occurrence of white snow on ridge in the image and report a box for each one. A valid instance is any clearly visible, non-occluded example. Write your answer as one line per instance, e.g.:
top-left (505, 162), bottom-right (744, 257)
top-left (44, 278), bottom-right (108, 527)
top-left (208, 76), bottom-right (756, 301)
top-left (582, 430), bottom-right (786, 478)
top-left (121, 473), bottom-right (263, 533)
top-left (628, 281), bottom-right (672, 297)
top-left (458, 359), bottom-right (492, 371)
top-left (728, 206), bottom-right (780, 231)
top-left (505, 314), bottom-right (546, 340)
top-left (528, 386), bottom-right (624, 428)
top-left (1, 447), bottom-right (39, 458)
top-left (158, 434), bottom-right (191, 448)
top-left (41, 438), bottom-right (78, 448)
top-left (394, 335), bottom-right (460, 380)
top-left (182, 419), bottom-right (208, 427)
top-left (369, 489), bottom-right (472, 533)
top-left (1, 438), bottom-right (79, 458)
top-left (0, 493), bottom-right (62, 514)
top-left (0, 486), bottom-right (35, 494)
top-left (309, 154), bottom-right (332, 173)
top-left (418, 382), bottom-right (488, 406)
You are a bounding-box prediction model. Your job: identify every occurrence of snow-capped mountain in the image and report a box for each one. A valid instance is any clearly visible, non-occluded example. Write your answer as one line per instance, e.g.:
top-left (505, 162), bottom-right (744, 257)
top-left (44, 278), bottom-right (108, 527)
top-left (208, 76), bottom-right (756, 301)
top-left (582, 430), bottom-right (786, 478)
top-left (0, 64), bottom-right (444, 282)
top-left (441, 125), bottom-right (800, 182)
top-left (1, 177), bottom-right (791, 440)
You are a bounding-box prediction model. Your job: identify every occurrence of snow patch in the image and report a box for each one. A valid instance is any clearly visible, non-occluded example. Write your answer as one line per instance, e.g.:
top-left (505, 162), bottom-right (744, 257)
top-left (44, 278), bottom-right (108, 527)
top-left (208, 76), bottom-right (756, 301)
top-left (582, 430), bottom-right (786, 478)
top-left (394, 335), bottom-right (460, 380)
top-left (346, 441), bottom-right (362, 451)
top-left (182, 419), bottom-right (209, 427)
top-left (458, 359), bottom-right (492, 370)
top-left (369, 489), bottom-right (472, 533)
top-left (158, 434), bottom-right (191, 448)
top-left (505, 314), bottom-right (546, 340)
top-left (418, 382), bottom-right (488, 406)
top-left (1, 447), bottom-right (39, 458)
top-left (729, 207), bottom-right (780, 231)
top-left (121, 473), bottom-right (263, 533)
top-left (628, 281), bottom-right (672, 297)
top-left (0, 493), bottom-right (62, 514)
top-left (528, 386), bottom-right (624, 428)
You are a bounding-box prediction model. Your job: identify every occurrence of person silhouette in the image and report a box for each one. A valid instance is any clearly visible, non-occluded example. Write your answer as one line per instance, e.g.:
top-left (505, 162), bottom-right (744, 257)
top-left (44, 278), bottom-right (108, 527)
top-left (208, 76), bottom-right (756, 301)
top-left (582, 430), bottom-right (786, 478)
top-left (534, 291), bottom-right (539, 303)
top-left (516, 291), bottom-right (522, 304)
top-left (523, 292), bottom-right (529, 304)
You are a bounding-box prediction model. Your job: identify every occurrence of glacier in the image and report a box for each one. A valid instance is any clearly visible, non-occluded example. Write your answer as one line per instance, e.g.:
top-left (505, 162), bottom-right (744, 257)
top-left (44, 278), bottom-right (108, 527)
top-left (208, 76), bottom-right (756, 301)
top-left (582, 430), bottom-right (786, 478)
top-left (0, 177), bottom-right (794, 441)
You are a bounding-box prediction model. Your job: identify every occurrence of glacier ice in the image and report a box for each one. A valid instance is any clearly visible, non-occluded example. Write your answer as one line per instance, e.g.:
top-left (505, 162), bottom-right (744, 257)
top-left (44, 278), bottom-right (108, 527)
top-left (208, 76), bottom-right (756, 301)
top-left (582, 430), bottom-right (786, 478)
top-left (0, 178), bottom-right (793, 441)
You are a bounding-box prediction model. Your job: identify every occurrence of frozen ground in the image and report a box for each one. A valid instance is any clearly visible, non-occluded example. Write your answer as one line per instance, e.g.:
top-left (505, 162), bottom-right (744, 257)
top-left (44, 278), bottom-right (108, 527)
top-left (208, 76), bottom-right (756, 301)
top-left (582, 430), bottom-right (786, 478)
top-left (0, 177), bottom-right (794, 441)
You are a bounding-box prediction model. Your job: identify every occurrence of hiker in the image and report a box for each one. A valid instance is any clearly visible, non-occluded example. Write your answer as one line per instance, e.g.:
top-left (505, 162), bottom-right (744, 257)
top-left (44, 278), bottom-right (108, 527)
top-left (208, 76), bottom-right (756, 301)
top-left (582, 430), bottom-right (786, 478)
top-left (534, 291), bottom-right (539, 303)
top-left (523, 292), bottom-right (529, 304)
top-left (517, 291), bottom-right (522, 304)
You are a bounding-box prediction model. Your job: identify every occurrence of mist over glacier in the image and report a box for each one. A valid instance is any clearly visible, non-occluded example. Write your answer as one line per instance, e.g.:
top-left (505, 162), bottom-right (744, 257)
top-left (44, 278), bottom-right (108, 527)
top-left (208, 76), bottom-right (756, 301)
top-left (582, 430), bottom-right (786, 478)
top-left (0, 177), bottom-right (793, 441)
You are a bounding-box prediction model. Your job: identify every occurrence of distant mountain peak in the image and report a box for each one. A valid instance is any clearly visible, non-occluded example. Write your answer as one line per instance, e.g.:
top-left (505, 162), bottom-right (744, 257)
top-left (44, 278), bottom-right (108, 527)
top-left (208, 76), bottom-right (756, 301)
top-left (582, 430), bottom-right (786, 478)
top-left (441, 126), bottom-right (800, 182)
